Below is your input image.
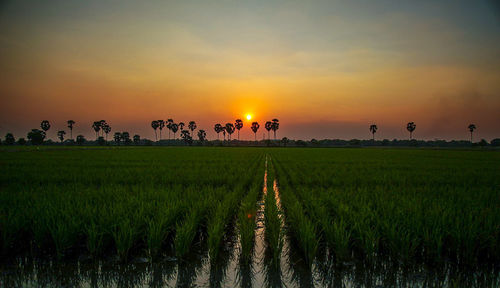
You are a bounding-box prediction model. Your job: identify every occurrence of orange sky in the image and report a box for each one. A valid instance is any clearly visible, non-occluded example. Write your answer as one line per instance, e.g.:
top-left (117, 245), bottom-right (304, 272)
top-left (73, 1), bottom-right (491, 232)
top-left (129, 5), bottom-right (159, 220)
top-left (1, 1), bottom-right (500, 140)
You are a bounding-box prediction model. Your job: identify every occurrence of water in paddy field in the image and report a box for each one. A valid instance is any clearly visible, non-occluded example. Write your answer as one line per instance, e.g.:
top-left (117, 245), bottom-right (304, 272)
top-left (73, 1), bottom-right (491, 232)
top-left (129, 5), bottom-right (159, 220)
top-left (1, 158), bottom-right (498, 287)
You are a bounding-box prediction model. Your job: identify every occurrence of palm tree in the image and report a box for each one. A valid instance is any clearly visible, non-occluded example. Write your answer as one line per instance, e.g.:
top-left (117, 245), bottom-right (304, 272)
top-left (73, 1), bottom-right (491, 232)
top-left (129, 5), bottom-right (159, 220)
top-left (171, 123), bottom-right (179, 139)
top-left (271, 119), bottom-right (279, 140)
top-left (133, 134), bottom-right (140, 145)
top-left (188, 121), bottom-right (197, 136)
top-left (40, 120), bottom-right (51, 140)
top-left (99, 120), bottom-right (107, 137)
top-left (151, 120), bottom-right (159, 141)
top-left (235, 119), bottom-right (243, 140)
top-left (225, 123), bottom-right (235, 140)
top-left (197, 129), bottom-right (207, 142)
top-left (265, 121), bottom-right (272, 140)
top-left (251, 122), bottom-right (260, 141)
top-left (57, 130), bottom-right (66, 143)
top-left (369, 124), bottom-right (378, 141)
top-left (158, 120), bottom-right (165, 141)
top-left (67, 120), bottom-right (75, 140)
top-left (406, 122), bottom-right (416, 140)
top-left (222, 126), bottom-right (227, 141)
top-left (468, 124), bottom-right (476, 143)
top-left (179, 122), bottom-right (185, 131)
top-left (92, 121), bottom-right (101, 140)
top-left (180, 130), bottom-right (192, 145)
top-left (167, 119), bottom-right (174, 140)
top-left (214, 124), bottom-right (222, 140)
top-left (102, 124), bottom-right (111, 141)
top-left (114, 132), bottom-right (122, 145)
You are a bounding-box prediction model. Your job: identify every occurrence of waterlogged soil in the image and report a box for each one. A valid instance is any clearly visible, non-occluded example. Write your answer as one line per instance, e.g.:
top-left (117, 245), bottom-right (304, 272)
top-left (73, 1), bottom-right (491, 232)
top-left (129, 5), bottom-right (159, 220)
top-left (1, 156), bottom-right (499, 287)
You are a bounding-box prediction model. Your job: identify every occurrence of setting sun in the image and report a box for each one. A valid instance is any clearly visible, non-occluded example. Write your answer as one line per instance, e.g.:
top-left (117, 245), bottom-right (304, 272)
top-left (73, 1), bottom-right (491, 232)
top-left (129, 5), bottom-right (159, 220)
top-left (246, 114), bottom-right (252, 121)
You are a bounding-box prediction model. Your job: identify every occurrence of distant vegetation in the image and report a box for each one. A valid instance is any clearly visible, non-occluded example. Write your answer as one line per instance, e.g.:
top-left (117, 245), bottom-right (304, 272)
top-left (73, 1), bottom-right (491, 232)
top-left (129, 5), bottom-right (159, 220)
top-left (1, 119), bottom-right (498, 147)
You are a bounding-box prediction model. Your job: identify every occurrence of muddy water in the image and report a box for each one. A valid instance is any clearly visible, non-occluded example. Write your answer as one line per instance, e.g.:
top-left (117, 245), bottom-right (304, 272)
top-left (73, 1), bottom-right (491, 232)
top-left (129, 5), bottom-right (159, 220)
top-left (1, 157), bottom-right (499, 287)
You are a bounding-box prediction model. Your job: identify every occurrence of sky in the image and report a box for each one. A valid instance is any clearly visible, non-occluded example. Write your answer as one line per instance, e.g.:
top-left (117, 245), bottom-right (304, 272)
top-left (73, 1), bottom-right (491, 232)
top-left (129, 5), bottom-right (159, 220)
top-left (1, 0), bottom-right (500, 141)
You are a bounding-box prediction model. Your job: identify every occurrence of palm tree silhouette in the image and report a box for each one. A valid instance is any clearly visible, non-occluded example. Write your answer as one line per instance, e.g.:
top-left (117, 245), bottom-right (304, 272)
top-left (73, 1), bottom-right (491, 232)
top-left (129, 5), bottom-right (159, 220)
top-left (76, 135), bottom-right (85, 145)
top-left (180, 130), bottom-right (192, 145)
top-left (40, 120), bottom-right (51, 139)
top-left (67, 120), bottom-right (75, 140)
top-left (214, 124), bottom-right (222, 140)
top-left (235, 119), bottom-right (243, 140)
top-left (92, 121), bottom-right (101, 140)
top-left (406, 122), bottom-right (416, 140)
top-left (188, 121), bottom-right (197, 136)
top-left (271, 119), bottom-right (279, 140)
top-left (265, 121), bottom-right (272, 140)
top-left (468, 124), bottom-right (476, 143)
top-left (122, 132), bottom-right (131, 145)
top-left (179, 122), bottom-right (185, 131)
top-left (225, 123), bottom-right (235, 140)
top-left (171, 123), bottom-right (179, 139)
top-left (102, 124), bottom-right (111, 141)
top-left (222, 126), bottom-right (226, 141)
top-left (369, 124), bottom-right (378, 141)
top-left (251, 122), bottom-right (260, 141)
top-left (197, 129), bottom-right (207, 142)
top-left (158, 120), bottom-right (165, 141)
top-left (99, 120), bottom-right (107, 137)
top-left (151, 120), bottom-right (159, 141)
top-left (57, 130), bottom-right (66, 143)
top-left (167, 119), bottom-right (174, 140)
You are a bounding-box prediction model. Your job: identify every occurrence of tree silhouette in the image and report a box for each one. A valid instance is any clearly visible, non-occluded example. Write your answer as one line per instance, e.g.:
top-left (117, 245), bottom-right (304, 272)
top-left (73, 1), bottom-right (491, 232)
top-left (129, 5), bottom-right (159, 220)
top-left (151, 120), bottom-right (159, 141)
top-left (214, 124), bottom-right (223, 140)
top-left (282, 137), bottom-right (289, 147)
top-left (28, 129), bottom-right (46, 145)
top-left (271, 119), bottom-right (279, 140)
top-left (406, 122), bottom-right (416, 140)
top-left (157, 120), bottom-right (165, 140)
top-left (251, 122), bottom-right (260, 141)
top-left (225, 123), bottom-right (235, 140)
top-left (369, 124), bottom-right (378, 141)
top-left (57, 130), bottom-right (66, 143)
top-left (40, 121), bottom-right (50, 141)
top-left (133, 134), bottom-right (140, 144)
top-left (99, 120), bottom-right (107, 137)
top-left (167, 119), bottom-right (174, 140)
top-left (179, 122), bottom-right (185, 131)
top-left (17, 138), bottom-right (26, 145)
top-left (468, 124), bottom-right (476, 143)
top-left (67, 120), bottom-right (75, 140)
top-left (188, 121), bottom-right (197, 136)
top-left (180, 130), bottom-right (193, 145)
top-left (114, 132), bottom-right (122, 145)
top-left (197, 129), bottom-right (207, 142)
top-left (76, 135), bottom-right (85, 145)
top-left (222, 126), bottom-right (226, 141)
top-left (235, 119), bottom-right (243, 140)
top-left (92, 121), bottom-right (101, 140)
top-left (102, 124), bottom-right (111, 141)
top-left (4, 133), bottom-right (15, 145)
top-left (171, 123), bottom-right (179, 139)
top-left (122, 132), bottom-right (131, 145)
top-left (265, 121), bottom-right (272, 140)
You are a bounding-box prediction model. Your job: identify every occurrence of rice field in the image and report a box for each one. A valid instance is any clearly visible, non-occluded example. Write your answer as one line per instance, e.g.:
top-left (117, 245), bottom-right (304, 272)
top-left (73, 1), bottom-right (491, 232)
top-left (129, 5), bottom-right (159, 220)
top-left (0, 146), bottom-right (499, 287)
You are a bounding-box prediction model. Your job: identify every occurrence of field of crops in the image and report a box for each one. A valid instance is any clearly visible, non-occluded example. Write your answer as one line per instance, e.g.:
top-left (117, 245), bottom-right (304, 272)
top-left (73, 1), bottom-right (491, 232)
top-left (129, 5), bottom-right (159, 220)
top-left (1, 147), bottom-right (499, 286)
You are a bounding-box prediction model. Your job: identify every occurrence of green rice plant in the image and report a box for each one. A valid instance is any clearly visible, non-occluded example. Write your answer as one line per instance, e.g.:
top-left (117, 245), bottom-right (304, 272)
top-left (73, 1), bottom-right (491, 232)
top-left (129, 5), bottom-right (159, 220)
top-left (175, 208), bottom-right (202, 258)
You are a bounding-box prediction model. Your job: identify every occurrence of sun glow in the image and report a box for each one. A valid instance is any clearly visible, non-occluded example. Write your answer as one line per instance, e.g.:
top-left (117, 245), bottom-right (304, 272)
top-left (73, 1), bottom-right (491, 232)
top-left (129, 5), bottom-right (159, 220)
top-left (246, 114), bottom-right (252, 120)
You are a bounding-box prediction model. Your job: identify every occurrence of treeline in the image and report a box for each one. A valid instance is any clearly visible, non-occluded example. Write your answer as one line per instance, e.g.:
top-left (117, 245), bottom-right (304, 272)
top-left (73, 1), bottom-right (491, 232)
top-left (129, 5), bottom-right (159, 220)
top-left (2, 134), bottom-right (499, 148)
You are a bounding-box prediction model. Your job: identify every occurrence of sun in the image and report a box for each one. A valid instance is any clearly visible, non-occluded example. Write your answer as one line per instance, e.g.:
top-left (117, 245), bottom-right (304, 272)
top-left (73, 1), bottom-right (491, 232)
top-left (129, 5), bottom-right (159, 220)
top-left (246, 114), bottom-right (252, 120)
